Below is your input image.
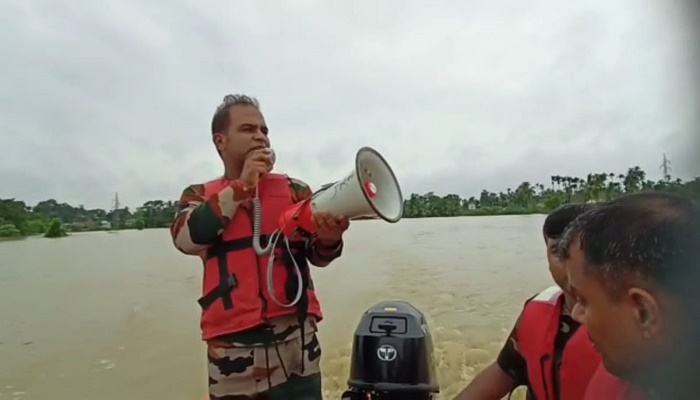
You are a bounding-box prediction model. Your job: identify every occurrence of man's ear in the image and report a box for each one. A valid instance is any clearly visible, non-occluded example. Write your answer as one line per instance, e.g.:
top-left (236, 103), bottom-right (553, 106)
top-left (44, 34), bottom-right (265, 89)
top-left (627, 287), bottom-right (661, 339)
top-left (213, 133), bottom-right (226, 152)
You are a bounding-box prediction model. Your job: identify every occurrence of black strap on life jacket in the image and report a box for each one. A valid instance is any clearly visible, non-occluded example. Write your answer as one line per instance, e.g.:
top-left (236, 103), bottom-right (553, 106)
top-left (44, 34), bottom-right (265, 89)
top-left (197, 234), bottom-right (308, 310)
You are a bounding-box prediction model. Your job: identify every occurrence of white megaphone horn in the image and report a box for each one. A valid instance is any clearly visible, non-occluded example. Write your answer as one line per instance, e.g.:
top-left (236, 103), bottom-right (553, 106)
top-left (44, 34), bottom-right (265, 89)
top-left (278, 146), bottom-right (404, 236)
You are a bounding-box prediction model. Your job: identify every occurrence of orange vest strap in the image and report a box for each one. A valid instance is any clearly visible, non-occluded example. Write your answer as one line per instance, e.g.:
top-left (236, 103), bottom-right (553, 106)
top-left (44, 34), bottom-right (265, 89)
top-left (204, 234), bottom-right (306, 260)
top-left (197, 273), bottom-right (238, 310)
top-left (198, 236), bottom-right (308, 312)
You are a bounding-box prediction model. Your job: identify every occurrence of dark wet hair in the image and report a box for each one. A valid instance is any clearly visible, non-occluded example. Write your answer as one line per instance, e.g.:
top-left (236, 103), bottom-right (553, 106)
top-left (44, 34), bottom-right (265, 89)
top-left (211, 94), bottom-right (260, 135)
top-left (542, 203), bottom-right (593, 239)
top-left (558, 192), bottom-right (700, 302)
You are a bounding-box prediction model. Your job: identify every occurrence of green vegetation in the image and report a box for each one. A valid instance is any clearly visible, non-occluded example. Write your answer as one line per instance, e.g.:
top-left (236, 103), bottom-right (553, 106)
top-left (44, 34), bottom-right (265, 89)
top-left (403, 166), bottom-right (699, 218)
top-left (0, 166), bottom-right (697, 240)
top-left (0, 198), bottom-right (177, 240)
top-left (44, 218), bottom-right (68, 238)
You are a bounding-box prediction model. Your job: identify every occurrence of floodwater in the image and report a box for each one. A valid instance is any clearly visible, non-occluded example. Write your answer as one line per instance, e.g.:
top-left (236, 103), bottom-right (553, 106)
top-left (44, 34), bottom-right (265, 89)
top-left (0, 216), bottom-right (553, 399)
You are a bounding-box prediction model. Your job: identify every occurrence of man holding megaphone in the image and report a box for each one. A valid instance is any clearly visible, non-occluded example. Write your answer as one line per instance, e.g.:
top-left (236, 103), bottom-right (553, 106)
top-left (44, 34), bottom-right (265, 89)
top-left (170, 94), bottom-right (349, 399)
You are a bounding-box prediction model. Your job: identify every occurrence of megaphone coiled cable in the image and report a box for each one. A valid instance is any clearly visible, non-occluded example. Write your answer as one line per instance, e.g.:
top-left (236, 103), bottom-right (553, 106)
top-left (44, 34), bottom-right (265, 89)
top-left (251, 186), bottom-right (304, 308)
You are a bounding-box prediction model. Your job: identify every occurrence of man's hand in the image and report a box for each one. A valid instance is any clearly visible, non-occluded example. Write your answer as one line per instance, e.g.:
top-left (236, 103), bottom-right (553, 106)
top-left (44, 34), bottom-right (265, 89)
top-left (312, 212), bottom-right (349, 245)
top-left (240, 148), bottom-right (274, 188)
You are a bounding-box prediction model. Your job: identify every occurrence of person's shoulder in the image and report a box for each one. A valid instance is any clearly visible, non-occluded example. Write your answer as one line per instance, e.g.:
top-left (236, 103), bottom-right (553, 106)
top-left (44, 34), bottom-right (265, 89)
top-left (520, 291), bottom-right (541, 308)
top-left (282, 176), bottom-right (314, 202)
top-left (268, 175), bottom-right (314, 204)
top-left (527, 285), bottom-right (562, 304)
top-left (177, 178), bottom-right (223, 201)
top-left (515, 286), bottom-right (561, 319)
top-left (178, 183), bottom-right (205, 198)
top-left (509, 290), bottom-right (550, 339)
top-left (285, 176), bottom-right (312, 191)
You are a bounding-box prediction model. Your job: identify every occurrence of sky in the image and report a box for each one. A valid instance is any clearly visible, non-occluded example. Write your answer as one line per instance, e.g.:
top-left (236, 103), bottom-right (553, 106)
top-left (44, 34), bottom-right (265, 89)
top-left (0, 0), bottom-right (698, 210)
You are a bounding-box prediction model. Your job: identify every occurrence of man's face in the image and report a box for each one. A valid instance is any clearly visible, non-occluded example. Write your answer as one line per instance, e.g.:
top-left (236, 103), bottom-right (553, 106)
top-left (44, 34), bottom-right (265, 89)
top-left (214, 105), bottom-right (269, 163)
top-left (567, 240), bottom-right (659, 378)
top-left (545, 236), bottom-right (569, 293)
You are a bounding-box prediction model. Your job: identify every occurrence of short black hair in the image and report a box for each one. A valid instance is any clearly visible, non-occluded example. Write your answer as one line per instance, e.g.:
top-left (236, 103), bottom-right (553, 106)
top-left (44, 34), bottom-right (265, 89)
top-left (558, 192), bottom-right (700, 302)
top-left (543, 203), bottom-right (593, 239)
top-left (211, 94), bottom-right (260, 135)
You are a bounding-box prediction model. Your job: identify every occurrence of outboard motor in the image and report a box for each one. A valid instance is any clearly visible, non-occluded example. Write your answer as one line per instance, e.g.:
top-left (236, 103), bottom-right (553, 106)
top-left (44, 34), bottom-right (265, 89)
top-left (341, 301), bottom-right (439, 400)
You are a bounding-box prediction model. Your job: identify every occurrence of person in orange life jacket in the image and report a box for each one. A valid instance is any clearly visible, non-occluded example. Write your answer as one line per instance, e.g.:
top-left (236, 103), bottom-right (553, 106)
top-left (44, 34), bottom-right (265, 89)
top-left (454, 203), bottom-right (600, 400)
top-left (170, 94), bottom-right (350, 400)
top-left (557, 192), bottom-right (700, 400)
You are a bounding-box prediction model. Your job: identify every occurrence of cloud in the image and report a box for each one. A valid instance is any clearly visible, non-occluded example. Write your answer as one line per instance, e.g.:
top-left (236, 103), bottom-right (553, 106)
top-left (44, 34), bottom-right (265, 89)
top-left (0, 0), bottom-right (697, 209)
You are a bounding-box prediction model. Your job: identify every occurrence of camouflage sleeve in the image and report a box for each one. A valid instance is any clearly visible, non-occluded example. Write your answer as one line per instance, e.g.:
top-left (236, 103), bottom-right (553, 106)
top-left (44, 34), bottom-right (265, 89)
top-left (288, 177), bottom-right (344, 267)
top-left (170, 182), bottom-right (250, 255)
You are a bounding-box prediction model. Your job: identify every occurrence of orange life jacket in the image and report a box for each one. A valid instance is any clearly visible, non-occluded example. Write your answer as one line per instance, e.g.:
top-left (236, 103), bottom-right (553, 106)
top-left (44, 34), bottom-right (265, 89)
top-left (584, 365), bottom-right (646, 400)
top-left (197, 174), bottom-right (322, 341)
top-left (517, 285), bottom-right (602, 400)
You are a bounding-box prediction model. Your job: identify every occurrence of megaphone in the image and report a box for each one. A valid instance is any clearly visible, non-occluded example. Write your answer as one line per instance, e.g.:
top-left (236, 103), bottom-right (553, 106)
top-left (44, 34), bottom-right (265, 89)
top-left (248, 146), bottom-right (403, 309)
top-left (279, 146), bottom-right (404, 236)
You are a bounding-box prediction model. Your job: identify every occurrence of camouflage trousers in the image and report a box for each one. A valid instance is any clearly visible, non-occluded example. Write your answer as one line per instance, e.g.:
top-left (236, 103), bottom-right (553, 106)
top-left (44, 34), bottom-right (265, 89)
top-left (207, 323), bottom-right (323, 399)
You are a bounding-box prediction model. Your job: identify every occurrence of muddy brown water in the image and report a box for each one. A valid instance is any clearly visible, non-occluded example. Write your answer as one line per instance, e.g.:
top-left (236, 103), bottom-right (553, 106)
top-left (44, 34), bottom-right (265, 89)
top-left (0, 216), bottom-right (552, 399)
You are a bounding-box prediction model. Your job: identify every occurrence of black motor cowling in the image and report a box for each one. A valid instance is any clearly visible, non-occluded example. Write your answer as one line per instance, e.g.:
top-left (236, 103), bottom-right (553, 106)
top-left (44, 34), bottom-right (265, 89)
top-left (341, 301), bottom-right (439, 400)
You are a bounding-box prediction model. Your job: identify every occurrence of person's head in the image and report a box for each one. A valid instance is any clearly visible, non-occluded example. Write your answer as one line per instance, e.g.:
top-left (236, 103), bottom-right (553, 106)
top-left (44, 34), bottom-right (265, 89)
top-left (542, 203), bottom-right (592, 293)
top-left (211, 94), bottom-right (269, 166)
top-left (558, 192), bottom-right (700, 380)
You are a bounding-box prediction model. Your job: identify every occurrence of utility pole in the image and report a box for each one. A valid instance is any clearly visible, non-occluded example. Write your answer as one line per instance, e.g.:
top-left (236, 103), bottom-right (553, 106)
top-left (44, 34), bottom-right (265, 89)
top-left (111, 192), bottom-right (120, 230)
top-left (660, 153), bottom-right (672, 182)
top-left (112, 192), bottom-right (120, 211)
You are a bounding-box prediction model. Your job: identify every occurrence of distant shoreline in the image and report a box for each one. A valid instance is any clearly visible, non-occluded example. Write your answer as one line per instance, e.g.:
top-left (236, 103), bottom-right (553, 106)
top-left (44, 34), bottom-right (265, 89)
top-left (1, 167), bottom-right (698, 241)
top-left (0, 212), bottom-right (550, 243)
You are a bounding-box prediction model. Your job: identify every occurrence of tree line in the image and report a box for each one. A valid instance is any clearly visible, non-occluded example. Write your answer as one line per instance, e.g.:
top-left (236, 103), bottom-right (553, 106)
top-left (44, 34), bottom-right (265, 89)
top-left (1, 165), bottom-right (698, 239)
top-left (403, 166), bottom-right (699, 218)
top-left (0, 198), bottom-right (178, 239)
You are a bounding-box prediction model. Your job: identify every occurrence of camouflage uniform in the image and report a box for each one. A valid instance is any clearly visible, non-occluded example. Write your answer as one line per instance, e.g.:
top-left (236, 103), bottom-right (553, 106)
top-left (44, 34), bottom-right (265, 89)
top-left (208, 315), bottom-right (322, 399)
top-left (171, 177), bottom-right (342, 400)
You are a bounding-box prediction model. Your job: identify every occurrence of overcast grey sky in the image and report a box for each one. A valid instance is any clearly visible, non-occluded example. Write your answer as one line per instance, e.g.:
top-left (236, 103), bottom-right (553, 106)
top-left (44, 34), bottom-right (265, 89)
top-left (0, 0), bottom-right (698, 209)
